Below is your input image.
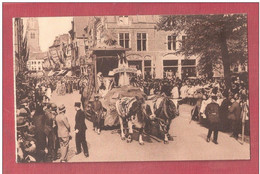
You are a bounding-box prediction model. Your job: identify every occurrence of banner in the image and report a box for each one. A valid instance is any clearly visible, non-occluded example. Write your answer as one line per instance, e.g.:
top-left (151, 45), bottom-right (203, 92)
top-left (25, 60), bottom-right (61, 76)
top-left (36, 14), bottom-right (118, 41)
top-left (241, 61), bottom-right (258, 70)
top-left (113, 67), bottom-right (137, 74)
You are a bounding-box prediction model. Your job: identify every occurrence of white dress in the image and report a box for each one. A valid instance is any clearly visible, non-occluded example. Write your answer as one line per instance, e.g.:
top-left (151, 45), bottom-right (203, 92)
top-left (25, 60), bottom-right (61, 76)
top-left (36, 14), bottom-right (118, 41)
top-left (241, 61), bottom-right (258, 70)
top-left (118, 59), bottom-right (130, 86)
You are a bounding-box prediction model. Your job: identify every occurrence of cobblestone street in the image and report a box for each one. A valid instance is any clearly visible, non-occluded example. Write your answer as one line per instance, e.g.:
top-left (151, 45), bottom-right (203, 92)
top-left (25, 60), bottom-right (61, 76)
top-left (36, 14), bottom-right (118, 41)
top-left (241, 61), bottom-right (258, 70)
top-left (51, 91), bottom-right (250, 162)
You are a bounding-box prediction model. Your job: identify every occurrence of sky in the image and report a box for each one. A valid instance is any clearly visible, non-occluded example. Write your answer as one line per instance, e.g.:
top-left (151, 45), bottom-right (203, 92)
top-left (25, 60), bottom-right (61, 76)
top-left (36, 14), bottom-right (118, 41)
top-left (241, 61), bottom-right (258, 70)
top-left (23, 17), bottom-right (73, 52)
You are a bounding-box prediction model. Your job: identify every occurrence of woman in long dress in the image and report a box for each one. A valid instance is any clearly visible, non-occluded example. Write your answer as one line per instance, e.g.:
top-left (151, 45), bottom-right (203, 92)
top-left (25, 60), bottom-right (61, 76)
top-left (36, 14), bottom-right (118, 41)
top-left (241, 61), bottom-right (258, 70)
top-left (117, 53), bottom-right (130, 86)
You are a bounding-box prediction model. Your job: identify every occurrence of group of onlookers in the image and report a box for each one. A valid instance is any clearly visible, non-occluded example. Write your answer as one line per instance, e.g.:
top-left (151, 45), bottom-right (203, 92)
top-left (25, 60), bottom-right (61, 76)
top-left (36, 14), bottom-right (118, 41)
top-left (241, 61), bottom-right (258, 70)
top-left (131, 75), bottom-right (249, 144)
top-left (15, 71), bottom-right (250, 163)
top-left (16, 74), bottom-right (92, 163)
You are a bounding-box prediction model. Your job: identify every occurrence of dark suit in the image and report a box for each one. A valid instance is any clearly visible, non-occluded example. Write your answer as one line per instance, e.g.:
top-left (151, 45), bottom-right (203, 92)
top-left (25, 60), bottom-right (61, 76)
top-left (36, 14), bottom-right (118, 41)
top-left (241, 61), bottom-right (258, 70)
top-left (75, 109), bottom-right (89, 155)
top-left (219, 99), bottom-right (232, 131)
top-left (205, 102), bottom-right (220, 141)
top-left (44, 108), bottom-right (57, 161)
top-left (92, 100), bottom-right (103, 130)
top-left (33, 109), bottom-right (47, 162)
top-left (228, 101), bottom-right (241, 138)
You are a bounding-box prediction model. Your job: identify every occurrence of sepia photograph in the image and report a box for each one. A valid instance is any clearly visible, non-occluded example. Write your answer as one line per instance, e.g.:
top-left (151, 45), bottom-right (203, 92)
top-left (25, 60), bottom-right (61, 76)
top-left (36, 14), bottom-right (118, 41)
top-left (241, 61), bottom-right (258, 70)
top-left (14, 14), bottom-right (250, 163)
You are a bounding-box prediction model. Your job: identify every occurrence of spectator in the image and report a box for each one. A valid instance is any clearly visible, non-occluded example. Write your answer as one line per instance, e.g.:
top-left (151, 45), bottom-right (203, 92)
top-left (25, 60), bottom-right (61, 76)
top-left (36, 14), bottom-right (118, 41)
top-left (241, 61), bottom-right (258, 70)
top-left (205, 96), bottom-right (220, 144)
top-left (56, 105), bottom-right (71, 162)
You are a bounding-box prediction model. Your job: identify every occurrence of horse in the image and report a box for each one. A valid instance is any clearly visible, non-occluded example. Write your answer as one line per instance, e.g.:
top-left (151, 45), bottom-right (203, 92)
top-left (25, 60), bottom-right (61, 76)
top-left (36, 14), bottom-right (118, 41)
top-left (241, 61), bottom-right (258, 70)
top-left (146, 96), bottom-right (177, 144)
top-left (116, 96), bottom-right (154, 145)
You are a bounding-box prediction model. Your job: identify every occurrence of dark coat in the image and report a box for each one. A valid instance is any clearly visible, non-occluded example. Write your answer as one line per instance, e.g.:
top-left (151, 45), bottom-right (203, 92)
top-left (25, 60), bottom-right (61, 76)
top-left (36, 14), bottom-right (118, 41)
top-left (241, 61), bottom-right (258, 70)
top-left (228, 101), bottom-right (241, 121)
top-left (92, 101), bottom-right (103, 122)
top-left (205, 102), bottom-right (220, 124)
top-left (33, 111), bottom-right (46, 133)
top-left (32, 109), bottom-right (48, 151)
top-left (219, 99), bottom-right (232, 120)
top-left (44, 108), bottom-right (54, 136)
top-left (75, 109), bottom-right (87, 132)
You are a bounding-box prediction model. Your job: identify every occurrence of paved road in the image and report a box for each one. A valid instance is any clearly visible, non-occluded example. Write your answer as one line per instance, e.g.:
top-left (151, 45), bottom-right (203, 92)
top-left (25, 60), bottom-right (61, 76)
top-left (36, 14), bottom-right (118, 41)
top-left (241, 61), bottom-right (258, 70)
top-left (51, 91), bottom-right (250, 162)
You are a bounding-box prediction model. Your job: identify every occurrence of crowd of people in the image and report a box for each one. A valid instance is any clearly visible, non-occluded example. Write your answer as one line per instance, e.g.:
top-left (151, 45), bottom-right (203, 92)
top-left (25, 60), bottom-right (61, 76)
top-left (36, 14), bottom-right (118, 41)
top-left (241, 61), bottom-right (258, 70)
top-left (135, 74), bottom-right (249, 144)
top-left (16, 74), bottom-right (91, 162)
top-left (15, 71), bottom-right (249, 162)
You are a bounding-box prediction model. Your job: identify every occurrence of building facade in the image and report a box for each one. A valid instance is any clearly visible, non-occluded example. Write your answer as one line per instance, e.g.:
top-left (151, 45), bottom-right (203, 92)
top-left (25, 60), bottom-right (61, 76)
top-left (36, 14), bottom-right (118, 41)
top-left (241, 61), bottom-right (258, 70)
top-left (44, 34), bottom-right (72, 71)
top-left (105, 15), bottom-right (198, 79)
top-left (71, 15), bottom-right (198, 80)
top-left (27, 59), bottom-right (44, 71)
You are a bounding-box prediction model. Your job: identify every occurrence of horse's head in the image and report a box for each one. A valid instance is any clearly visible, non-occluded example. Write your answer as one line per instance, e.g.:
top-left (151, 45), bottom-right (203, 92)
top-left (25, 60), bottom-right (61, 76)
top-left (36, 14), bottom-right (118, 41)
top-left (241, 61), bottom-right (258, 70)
top-left (125, 97), bottom-right (152, 122)
top-left (143, 101), bottom-right (156, 120)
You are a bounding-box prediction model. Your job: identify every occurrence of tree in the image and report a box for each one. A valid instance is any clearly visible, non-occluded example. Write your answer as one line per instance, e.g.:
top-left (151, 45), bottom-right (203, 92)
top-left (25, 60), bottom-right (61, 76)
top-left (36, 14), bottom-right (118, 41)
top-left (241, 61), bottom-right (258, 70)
top-left (156, 14), bottom-right (248, 88)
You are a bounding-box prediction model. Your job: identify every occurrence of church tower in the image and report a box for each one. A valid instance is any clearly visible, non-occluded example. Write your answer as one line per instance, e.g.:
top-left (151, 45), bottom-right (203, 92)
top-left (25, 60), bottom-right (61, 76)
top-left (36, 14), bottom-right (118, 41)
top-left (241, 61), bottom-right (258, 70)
top-left (26, 18), bottom-right (41, 53)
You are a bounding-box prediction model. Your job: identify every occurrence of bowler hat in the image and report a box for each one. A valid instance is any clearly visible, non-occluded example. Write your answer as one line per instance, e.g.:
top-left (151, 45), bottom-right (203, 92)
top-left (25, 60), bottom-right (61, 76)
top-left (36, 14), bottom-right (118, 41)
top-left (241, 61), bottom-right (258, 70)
top-left (58, 104), bottom-right (66, 113)
top-left (74, 102), bottom-right (81, 108)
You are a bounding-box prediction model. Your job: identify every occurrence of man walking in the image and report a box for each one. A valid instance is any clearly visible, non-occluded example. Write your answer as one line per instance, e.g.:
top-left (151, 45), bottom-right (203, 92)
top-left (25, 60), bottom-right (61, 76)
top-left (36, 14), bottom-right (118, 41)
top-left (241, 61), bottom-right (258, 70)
top-left (92, 94), bottom-right (103, 135)
top-left (74, 102), bottom-right (89, 158)
top-left (56, 105), bottom-right (71, 162)
top-left (205, 96), bottom-right (220, 144)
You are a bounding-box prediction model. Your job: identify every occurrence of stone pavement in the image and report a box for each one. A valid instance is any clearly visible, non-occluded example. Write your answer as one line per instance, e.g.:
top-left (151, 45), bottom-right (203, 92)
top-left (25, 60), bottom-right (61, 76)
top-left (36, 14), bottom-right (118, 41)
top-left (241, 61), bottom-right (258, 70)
top-left (51, 91), bottom-right (250, 162)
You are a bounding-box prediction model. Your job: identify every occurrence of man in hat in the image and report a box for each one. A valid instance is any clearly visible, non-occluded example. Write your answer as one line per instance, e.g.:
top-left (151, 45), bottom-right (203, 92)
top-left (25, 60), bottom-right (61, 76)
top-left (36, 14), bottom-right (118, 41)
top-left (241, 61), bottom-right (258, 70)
top-left (51, 103), bottom-right (60, 160)
top-left (92, 94), bottom-right (103, 135)
top-left (228, 94), bottom-right (242, 140)
top-left (205, 95), bottom-right (220, 144)
top-left (19, 98), bottom-right (31, 119)
top-left (74, 102), bottom-right (89, 157)
top-left (56, 104), bottom-right (71, 162)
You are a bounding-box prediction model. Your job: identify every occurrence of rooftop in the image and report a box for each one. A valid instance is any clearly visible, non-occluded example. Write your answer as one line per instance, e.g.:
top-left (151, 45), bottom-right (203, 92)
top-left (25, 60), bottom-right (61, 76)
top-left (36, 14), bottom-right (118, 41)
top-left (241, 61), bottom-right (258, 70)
top-left (29, 51), bottom-right (47, 60)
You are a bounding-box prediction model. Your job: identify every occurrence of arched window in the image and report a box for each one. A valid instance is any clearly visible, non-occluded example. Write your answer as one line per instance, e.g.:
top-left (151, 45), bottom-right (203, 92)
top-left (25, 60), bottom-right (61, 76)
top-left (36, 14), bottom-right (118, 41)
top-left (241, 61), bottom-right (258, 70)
top-left (31, 32), bottom-right (35, 39)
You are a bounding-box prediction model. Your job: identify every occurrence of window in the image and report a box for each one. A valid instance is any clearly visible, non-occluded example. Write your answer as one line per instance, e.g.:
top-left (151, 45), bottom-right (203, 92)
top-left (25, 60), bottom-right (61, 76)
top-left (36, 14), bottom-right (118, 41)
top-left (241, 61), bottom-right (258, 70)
top-left (168, 35), bottom-right (177, 50)
top-left (31, 32), bottom-right (35, 39)
top-left (163, 60), bottom-right (178, 78)
top-left (38, 61), bottom-right (41, 64)
top-left (128, 60), bottom-right (142, 70)
top-left (137, 33), bottom-right (147, 51)
top-left (182, 36), bottom-right (187, 48)
top-left (118, 16), bottom-right (129, 25)
top-left (181, 59), bottom-right (196, 77)
top-left (144, 60), bottom-right (152, 80)
top-left (119, 33), bottom-right (130, 48)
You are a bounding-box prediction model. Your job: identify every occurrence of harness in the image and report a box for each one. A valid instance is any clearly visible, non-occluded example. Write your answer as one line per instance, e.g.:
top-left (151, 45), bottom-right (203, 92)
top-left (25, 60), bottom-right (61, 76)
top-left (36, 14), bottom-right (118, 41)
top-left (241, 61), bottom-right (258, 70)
top-left (119, 97), bottom-right (136, 117)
